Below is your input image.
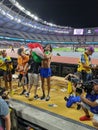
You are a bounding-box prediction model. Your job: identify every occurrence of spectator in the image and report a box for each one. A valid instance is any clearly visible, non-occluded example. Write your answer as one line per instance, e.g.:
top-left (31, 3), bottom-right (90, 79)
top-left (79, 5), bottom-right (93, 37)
top-left (64, 73), bottom-right (81, 109)
top-left (11, 46), bottom-right (15, 53)
top-left (0, 97), bottom-right (11, 130)
top-left (24, 50), bottom-right (41, 99)
top-left (65, 73), bottom-right (79, 95)
top-left (0, 50), bottom-right (13, 92)
top-left (16, 48), bottom-right (29, 95)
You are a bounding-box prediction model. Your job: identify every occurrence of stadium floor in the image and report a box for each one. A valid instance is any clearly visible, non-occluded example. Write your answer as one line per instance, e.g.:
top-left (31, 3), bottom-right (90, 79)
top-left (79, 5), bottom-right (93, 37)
top-left (7, 76), bottom-right (94, 128)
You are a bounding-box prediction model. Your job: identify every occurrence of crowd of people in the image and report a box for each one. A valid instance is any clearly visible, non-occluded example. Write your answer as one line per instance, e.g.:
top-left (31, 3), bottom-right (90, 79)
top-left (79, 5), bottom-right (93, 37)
top-left (0, 44), bottom-right (98, 130)
top-left (15, 44), bottom-right (53, 101)
top-left (0, 43), bottom-right (53, 129)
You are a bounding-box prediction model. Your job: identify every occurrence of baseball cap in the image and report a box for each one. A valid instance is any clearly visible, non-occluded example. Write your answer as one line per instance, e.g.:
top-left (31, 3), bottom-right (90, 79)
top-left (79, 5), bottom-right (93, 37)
top-left (87, 46), bottom-right (94, 53)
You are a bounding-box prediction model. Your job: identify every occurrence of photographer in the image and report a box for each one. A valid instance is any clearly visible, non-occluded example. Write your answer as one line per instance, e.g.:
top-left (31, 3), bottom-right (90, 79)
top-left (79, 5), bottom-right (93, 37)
top-left (65, 73), bottom-right (79, 95)
top-left (64, 73), bottom-right (81, 109)
top-left (77, 46), bottom-right (94, 82)
top-left (79, 79), bottom-right (98, 129)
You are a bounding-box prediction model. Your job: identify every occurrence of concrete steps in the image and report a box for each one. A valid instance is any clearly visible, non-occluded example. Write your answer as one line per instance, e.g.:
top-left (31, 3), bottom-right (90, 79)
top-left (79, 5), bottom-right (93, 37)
top-left (10, 99), bottom-right (96, 130)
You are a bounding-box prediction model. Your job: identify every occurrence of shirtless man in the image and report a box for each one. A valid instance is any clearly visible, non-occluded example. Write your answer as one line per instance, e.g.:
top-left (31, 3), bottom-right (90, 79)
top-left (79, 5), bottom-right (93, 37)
top-left (40, 44), bottom-right (52, 101)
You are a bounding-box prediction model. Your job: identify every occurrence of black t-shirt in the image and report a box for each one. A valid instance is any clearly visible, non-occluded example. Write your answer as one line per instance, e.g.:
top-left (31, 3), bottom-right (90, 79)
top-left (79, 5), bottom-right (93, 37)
top-left (28, 57), bottom-right (41, 74)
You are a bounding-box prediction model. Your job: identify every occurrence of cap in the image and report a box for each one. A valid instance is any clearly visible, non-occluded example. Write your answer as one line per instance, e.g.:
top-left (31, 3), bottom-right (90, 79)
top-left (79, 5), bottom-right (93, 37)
top-left (87, 46), bottom-right (94, 53)
top-left (92, 79), bottom-right (98, 85)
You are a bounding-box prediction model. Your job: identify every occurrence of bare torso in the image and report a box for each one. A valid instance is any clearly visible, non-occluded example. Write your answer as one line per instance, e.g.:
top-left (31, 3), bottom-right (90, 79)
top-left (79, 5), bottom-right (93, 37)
top-left (41, 53), bottom-right (52, 68)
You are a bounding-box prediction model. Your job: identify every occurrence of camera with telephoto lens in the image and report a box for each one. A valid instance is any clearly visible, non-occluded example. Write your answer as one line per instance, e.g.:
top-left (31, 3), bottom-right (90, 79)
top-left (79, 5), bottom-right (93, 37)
top-left (76, 81), bottom-right (94, 94)
top-left (67, 75), bottom-right (94, 94)
top-left (67, 75), bottom-right (80, 84)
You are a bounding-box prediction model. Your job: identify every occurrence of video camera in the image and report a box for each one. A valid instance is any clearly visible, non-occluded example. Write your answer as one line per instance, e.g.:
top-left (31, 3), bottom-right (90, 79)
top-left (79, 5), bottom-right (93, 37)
top-left (67, 75), bottom-right (81, 84)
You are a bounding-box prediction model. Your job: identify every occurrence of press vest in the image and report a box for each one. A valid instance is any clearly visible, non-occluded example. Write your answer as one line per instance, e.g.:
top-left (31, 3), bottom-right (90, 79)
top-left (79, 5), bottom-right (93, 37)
top-left (77, 53), bottom-right (91, 73)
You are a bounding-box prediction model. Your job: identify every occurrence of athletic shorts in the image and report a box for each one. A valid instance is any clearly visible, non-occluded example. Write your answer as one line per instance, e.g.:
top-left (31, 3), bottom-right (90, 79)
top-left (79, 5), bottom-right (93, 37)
top-left (3, 70), bottom-right (12, 82)
top-left (40, 68), bottom-right (51, 78)
top-left (0, 69), bottom-right (4, 77)
top-left (28, 73), bottom-right (39, 86)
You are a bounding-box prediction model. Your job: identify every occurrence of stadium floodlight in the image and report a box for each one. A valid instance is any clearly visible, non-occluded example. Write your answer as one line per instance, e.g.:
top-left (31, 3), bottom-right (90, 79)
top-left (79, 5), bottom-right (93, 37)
top-left (18, 5), bottom-right (25, 11)
top-left (26, 11), bottom-right (31, 15)
top-left (10, 0), bottom-right (39, 21)
top-left (1, 0), bottom-right (71, 34)
top-left (9, 0), bottom-right (69, 29)
top-left (43, 21), bottom-right (47, 24)
top-left (48, 23), bottom-right (53, 26)
top-left (30, 14), bottom-right (34, 18)
top-left (33, 16), bottom-right (39, 21)
top-left (9, 0), bottom-right (25, 11)
top-left (14, 1), bottom-right (19, 7)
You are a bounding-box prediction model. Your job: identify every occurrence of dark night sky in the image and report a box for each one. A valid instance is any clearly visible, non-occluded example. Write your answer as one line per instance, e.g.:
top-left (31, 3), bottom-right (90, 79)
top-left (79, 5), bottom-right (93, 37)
top-left (17, 0), bottom-right (98, 28)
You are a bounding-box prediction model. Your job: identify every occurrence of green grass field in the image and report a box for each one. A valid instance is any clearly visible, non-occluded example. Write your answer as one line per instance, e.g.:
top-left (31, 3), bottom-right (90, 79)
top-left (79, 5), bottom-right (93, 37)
top-left (53, 47), bottom-right (98, 52)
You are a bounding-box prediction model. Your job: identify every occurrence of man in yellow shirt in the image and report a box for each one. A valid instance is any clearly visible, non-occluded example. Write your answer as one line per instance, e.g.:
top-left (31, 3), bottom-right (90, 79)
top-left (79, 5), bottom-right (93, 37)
top-left (0, 50), bottom-right (13, 91)
top-left (77, 46), bottom-right (94, 82)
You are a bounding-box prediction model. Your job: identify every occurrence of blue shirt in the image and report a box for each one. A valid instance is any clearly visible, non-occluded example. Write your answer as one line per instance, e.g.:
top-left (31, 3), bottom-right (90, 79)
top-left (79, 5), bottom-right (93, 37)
top-left (86, 93), bottom-right (98, 114)
top-left (81, 53), bottom-right (91, 64)
top-left (0, 98), bottom-right (9, 129)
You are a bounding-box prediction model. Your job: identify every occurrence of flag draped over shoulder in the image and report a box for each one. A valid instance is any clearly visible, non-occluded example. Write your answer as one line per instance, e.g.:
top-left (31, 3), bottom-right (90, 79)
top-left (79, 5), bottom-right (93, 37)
top-left (27, 43), bottom-right (44, 62)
